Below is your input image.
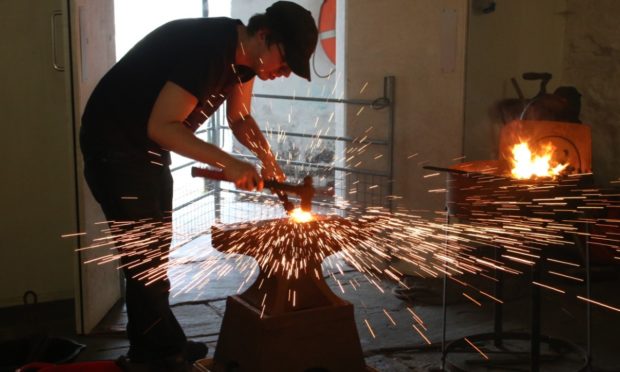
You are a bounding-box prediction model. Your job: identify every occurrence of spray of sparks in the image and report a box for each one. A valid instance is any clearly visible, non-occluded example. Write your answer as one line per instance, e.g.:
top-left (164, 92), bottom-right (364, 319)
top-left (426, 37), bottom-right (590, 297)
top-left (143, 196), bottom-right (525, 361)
top-left (63, 78), bottom-right (620, 353)
top-left (66, 174), bottom-right (620, 346)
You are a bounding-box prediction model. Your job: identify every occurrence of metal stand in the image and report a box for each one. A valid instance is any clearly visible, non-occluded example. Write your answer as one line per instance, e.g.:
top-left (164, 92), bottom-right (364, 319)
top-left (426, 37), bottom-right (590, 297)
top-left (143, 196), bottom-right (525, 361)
top-left (440, 239), bottom-right (589, 371)
top-left (585, 223), bottom-right (593, 371)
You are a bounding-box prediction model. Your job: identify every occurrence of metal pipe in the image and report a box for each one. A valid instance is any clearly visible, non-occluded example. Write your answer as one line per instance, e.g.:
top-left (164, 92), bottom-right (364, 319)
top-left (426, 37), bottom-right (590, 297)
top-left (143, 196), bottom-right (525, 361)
top-left (385, 76), bottom-right (395, 211)
top-left (265, 129), bottom-right (388, 146)
top-left (531, 255), bottom-right (541, 372)
top-left (441, 208), bottom-right (449, 371)
top-left (175, 154), bottom-right (390, 178)
top-left (585, 223), bottom-right (592, 371)
top-left (172, 189), bottom-right (216, 212)
top-left (253, 93), bottom-right (389, 108)
top-left (493, 247), bottom-right (504, 347)
top-left (214, 125), bottom-right (389, 146)
top-left (233, 154), bottom-right (390, 177)
top-left (213, 109), bottom-right (223, 222)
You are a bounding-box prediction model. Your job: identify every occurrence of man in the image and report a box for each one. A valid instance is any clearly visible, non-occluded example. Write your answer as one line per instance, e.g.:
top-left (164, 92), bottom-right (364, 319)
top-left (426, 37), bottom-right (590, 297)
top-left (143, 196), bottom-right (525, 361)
top-left (80, 2), bottom-right (318, 370)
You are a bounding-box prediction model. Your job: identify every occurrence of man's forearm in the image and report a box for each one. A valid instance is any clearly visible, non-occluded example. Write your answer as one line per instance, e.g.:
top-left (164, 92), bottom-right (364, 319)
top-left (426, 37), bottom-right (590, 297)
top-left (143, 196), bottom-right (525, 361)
top-left (148, 120), bottom-right (239, 169)
top-left (229, 115), bottom-right (276, 164)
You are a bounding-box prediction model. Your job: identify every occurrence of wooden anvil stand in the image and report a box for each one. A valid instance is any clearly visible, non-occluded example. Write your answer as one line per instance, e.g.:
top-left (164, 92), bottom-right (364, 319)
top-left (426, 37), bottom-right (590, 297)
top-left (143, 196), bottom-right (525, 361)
top-left (194, 216), bottom-right (373, 372)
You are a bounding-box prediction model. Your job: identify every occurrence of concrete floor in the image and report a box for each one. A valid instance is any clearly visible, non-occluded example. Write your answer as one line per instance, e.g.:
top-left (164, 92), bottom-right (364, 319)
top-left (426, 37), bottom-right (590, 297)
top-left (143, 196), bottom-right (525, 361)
top-left (2, 233), bottom-right (620, 371)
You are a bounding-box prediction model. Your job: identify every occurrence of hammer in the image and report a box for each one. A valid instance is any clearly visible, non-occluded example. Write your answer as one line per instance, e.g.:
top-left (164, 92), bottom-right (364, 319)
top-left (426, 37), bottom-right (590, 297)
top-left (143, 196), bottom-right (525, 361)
top-left (191, 167), bottom-right (315, 212)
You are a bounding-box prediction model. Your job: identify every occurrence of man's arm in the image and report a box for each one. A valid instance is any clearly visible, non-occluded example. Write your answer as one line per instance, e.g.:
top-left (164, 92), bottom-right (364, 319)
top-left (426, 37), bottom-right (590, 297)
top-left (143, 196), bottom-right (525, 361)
top-left (147, 81), bottom-right (262, 191)
top-left (226, 78), bottom-right (285, 181)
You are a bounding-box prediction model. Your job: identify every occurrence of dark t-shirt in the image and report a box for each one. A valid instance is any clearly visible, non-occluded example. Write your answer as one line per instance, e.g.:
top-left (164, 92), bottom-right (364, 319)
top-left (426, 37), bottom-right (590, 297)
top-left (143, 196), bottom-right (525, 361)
top-left (80, 17), bottom-right (255, 165)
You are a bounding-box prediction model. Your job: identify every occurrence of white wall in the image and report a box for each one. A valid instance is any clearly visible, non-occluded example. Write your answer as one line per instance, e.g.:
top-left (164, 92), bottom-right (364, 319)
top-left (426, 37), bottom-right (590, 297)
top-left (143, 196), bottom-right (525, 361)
top-left (344, 0), bottom-right (468, 213)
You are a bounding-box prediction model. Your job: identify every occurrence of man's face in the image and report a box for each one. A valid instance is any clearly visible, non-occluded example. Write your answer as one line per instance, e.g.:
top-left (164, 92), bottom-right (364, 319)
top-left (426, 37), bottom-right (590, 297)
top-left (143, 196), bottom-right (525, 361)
top-left (256, 35), bottom-right (291, 81)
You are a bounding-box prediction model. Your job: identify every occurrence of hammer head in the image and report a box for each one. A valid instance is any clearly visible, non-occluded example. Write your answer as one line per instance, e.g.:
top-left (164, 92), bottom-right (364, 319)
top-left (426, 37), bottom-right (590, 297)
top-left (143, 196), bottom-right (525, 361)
top-left (265, 176), bottom-right (315, 213)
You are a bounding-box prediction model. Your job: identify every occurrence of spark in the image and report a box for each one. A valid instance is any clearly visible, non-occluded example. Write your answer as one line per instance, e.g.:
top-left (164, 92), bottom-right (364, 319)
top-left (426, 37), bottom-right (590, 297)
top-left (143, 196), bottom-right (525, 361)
top-left (532, 281), bottom-right (566, 294)
top-left (364, 319), bottom-right (376, 338)
top-left (428, 189), bottom-right (447, 193)
top-left (412, 324), bottom-right (432, 345)
top-left (464, 337), bottom-right (489, 360)
top-left (548, 271), bottom-right (583, 282)
top-left (61, 232), bottom-right (86, 238)
top-left (546, 258), bottom-right (580, 267)
top-left (383, 309), bottom-right (397, 326)
top-left (478, 290), bottom-right (503, 304)
top-left (406, 307), bottom-right (426, 328)
top-left (577, 296), bottom-right (620, 312)
top-left (462, 292), bottom-right (482, 306)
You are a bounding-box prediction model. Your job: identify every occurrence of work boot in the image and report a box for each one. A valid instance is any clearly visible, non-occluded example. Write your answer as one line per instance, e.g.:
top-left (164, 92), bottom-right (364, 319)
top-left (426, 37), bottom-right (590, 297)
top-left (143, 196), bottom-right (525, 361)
top-left (150, 352), bottom-right (190, 372)
top-left (185, 340), bottom-right (208, 362)
top-left (118, 353), bottom-right (191, 372)
top-left (126, 346), bottom-right (148, 363)
top-left (118, 341), bottom-right (206, 371)
top-left (116, 355), bottom-right (150, 372)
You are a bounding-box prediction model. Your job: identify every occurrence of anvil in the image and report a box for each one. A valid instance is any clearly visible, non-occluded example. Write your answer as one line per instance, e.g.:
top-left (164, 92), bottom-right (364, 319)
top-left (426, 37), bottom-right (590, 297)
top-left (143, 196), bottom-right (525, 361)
top-left (194, 215), bottom-right (376, 372)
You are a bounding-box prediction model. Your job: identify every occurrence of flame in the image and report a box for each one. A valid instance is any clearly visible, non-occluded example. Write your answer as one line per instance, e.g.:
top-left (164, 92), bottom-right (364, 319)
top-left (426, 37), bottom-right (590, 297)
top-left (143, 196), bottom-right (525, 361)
top-left (289, 208), bottom-right (314, 223)
top-left (510, 142), bottom-right (568, 179)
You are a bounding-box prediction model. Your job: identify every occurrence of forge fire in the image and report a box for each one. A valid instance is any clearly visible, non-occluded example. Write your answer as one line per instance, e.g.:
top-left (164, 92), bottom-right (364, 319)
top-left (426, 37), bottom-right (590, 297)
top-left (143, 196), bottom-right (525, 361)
top-left (510, 141), bottom-right (569, 179)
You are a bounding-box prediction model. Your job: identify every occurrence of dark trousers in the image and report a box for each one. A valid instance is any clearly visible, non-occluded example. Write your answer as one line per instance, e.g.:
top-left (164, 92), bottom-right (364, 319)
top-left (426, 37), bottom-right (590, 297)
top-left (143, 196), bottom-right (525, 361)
top-left (84, 159), bottom-right (186, 360)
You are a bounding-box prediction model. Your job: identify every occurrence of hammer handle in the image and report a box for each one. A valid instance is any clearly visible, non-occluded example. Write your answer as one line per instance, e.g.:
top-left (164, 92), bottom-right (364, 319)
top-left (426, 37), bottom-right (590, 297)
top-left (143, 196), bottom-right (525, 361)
top-left (191, 166), bottom-right (297, 212)
top-left (192, 166), bottom-right (287, 188)
top-left (192, 167), bottom-right (276, 186)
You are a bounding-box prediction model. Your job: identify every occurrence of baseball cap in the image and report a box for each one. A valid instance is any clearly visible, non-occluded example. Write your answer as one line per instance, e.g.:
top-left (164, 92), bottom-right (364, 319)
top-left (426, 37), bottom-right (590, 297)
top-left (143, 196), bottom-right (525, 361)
top-left (265, 1), bottom-right (318, 81)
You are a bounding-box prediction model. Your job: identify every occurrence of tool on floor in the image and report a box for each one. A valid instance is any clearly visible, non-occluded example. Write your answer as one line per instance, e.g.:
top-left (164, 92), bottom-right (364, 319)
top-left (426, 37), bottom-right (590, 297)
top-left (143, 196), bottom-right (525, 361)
top-left (191, 166), bottom-right (315, 212)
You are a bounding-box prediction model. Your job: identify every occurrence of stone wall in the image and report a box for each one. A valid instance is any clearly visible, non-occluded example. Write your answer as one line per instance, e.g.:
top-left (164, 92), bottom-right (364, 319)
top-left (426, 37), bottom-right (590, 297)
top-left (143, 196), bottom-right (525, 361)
top-left (564, 0), bottom-right (620, 184)
top-left (464, 0), bottom-right (567, 162)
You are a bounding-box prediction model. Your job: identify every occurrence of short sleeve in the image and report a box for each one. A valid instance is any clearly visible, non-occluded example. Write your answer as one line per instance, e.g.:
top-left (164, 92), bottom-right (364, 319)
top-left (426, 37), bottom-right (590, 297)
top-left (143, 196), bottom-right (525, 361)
top-left (168, 51), bottom-right (210, 100)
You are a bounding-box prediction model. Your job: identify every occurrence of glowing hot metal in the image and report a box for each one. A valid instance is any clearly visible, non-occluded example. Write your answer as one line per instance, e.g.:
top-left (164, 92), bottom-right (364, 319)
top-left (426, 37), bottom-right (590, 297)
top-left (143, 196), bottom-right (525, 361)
top-left (289, 207), bottom-right (313, 223)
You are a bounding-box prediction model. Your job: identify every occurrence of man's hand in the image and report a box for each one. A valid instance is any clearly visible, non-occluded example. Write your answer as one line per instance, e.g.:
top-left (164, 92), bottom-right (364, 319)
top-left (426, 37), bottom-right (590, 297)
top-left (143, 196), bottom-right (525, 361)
top-left (224, 159), bottom-right (263, 191)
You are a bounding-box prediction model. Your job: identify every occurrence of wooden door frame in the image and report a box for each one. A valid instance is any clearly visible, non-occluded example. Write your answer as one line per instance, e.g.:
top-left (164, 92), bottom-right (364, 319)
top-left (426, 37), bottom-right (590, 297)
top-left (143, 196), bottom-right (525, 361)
top-left (65, 0), bottom-right (121, 334)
